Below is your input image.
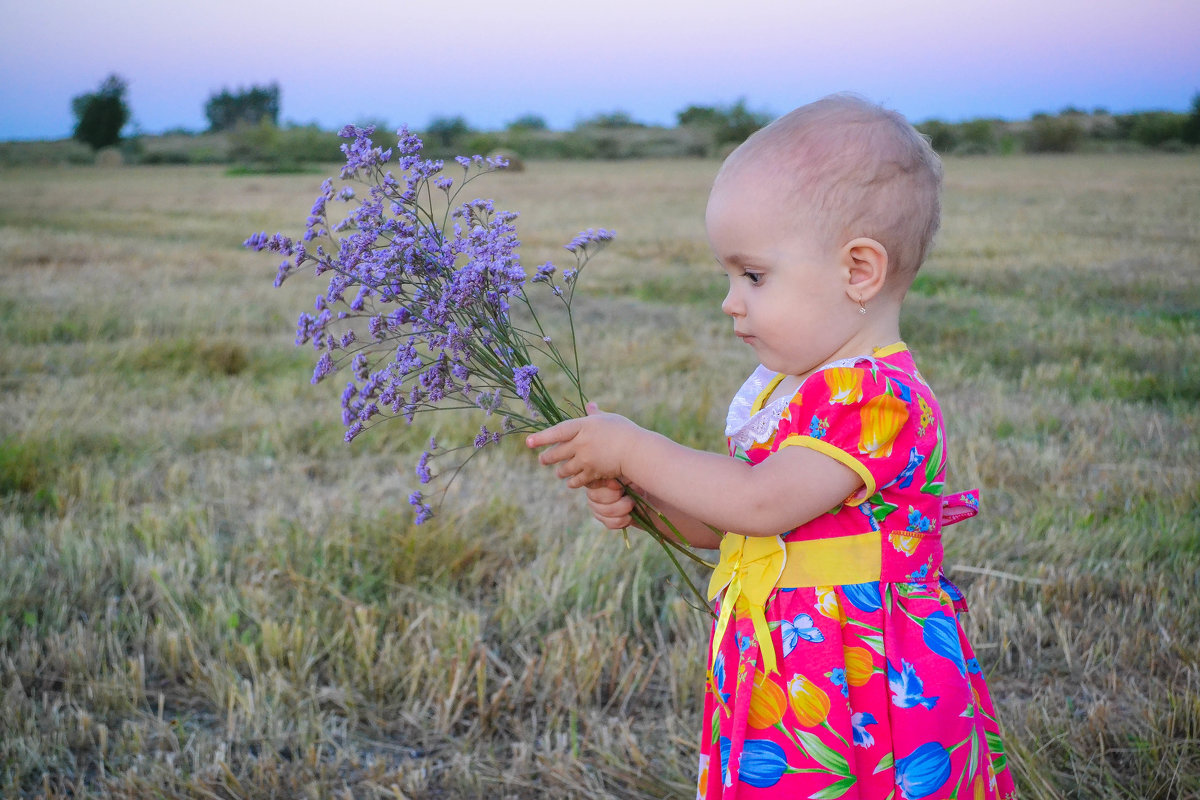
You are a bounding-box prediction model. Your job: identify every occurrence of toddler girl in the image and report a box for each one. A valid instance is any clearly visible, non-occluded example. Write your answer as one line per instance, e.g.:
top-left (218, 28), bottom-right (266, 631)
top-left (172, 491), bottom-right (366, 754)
top-left (527, 94), bottom-right (1016, 800)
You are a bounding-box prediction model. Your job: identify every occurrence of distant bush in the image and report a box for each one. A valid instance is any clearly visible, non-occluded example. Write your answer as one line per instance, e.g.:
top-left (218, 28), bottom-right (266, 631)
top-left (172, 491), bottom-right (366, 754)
top-left (577, 111), bottom-right (645, 129)
top-left (1127, 111), bottom-right (1186, 148)
top-left (1024, 114), bottom-right (1084, 153)
top-left (139, 132), bottom-right (229, 165)
top-left (275, 124), bottom-right (342, 163)
top-left (228, 121), bottom-right (281, 165)
top-left (462, 132), bottom-right (502, 156)
top-left (0, 139), bottom-right (94, 166)
top-left (506, 114), bottom-right (547, 131)
top-left (1184, 93), bottom-right (1200, 146)
top-left (206, 83), bottom-right (280, 132)
top-left (424, 116), bottom-right (473, 150)
top-left (225, 122), bottom-right (340, 170)
top-left (918, 118), bottom-right (1000, 155)
top-left (676, 99), bottom-right (771, 154)
top-left (958, 119), bottom-right (998, 154)
top-left (71, 74), bottom-right (131, 151)
top-left (917, 120), bottom-right (958, 153)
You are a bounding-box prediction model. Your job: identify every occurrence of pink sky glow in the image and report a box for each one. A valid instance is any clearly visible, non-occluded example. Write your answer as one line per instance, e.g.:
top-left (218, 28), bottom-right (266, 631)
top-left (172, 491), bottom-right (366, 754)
top-left (0, 0), bottom-right (1197, 139)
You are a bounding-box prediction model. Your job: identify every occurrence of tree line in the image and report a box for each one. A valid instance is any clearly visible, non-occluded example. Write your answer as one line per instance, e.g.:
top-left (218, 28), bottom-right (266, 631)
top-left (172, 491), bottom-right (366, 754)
top-left (65, 74), bottom-right (1200, 165)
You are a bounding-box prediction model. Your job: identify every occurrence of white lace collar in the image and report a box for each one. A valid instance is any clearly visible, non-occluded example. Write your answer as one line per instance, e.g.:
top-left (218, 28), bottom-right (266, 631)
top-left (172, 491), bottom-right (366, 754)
top-left (724, 357), bottom-right (877, 450)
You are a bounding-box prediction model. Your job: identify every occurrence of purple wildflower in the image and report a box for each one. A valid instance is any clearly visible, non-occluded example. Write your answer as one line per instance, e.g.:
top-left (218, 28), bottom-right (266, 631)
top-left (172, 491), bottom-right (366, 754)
top-left (408, 491), bottom-right (432, 524)
top-left (251, 124), bottom-right (618, 526)
top-left (312, 352), bottom-right (334, 384)
top-left (473, 426), bottom-right (491, 448)
top-left (244, 231), bottom-right (269, 251)
top-left (416, 450), bottom-right (433, 484)
top-left (512, 365), bottom-right (539, 401)
top-left (564, 227), bottom-right (614, 253)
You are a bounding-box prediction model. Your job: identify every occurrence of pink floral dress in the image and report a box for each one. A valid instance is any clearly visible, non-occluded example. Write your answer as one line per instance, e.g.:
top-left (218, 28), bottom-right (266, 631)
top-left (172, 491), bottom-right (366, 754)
top-left (697, 343), bottom-right (1016, 800)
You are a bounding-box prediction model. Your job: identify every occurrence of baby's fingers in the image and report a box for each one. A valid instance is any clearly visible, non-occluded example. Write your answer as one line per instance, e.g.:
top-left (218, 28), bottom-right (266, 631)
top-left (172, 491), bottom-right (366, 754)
top-left (585, 478), bottom-right (626, 505)
top-left (589, 497), bottom-right (634, 529)
top-left (592, 509), bottom-right (632, 530)
top-left (587, 487), bottom-right (634, 529)
top-left (525, 420), bottom-right (578, 451)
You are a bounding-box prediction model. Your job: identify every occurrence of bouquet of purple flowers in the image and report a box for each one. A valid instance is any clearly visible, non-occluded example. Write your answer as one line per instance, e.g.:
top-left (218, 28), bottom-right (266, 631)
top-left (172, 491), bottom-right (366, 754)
top-left (246, 125), bottom-right (711, 605)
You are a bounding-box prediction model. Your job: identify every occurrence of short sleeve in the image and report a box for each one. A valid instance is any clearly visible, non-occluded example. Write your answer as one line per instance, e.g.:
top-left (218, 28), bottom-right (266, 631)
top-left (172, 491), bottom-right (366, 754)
top-left (773, 364), bottom-right (916, 506)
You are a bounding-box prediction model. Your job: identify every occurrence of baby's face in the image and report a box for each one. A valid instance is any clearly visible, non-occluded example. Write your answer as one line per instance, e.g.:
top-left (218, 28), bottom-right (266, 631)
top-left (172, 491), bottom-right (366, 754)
top-left (706, 166), bottom-right (860, 379)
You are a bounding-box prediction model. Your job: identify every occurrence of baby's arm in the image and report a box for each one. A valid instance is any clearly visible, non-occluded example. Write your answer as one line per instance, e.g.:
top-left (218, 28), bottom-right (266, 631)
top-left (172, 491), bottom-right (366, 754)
top-left (526, 405), bottom-right (861, 538)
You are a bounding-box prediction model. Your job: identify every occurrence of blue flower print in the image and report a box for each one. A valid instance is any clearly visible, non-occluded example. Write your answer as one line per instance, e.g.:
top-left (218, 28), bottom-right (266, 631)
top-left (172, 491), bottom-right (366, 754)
top-left (884, 447), bottom-right (926, 490)
top-left (966, 657), bottom-right (982, 675)
top-left (908, 562), bottom-right (930, 582)
top-left (737, 633), bottom-right (754, 653)
top-left (907, 506), bottom-right (933, 532)
top-left (922, 610), bottom-right (966, 676)
top-left (808, 414), bottom-right (829, 439)
top-left (888, 659), bottom-right (939, 709)
top-left (851, 711), bottom-right (877, 748)
top-left (828, 667), bottom-right (849, 698)
top-left (895, 741), bottom-right (952, 799)
top-left (712, 652), bottom-right (731, 704)
top-left (720, 736), bottom-right (792, 789)
top-left (779, 612), bottom-right (824, 656)
top-left (843, 581), bottom-right (883, 613)
top-left (938, 574), bottom-right (965, 604)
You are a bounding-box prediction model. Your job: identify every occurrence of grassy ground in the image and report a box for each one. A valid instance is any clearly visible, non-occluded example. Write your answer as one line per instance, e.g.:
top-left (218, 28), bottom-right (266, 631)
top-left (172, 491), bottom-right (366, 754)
top-left (1, 154), bottom-right (1198, 798)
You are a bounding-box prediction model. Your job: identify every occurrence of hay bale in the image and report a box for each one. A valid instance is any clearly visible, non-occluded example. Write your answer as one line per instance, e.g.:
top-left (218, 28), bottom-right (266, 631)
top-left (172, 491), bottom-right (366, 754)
top-left (95, 147), bottom-right (124, 167)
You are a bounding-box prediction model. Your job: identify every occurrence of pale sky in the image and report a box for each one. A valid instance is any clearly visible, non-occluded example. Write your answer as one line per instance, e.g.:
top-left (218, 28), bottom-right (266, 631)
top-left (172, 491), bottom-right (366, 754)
top-left (1, 0), bottom-right (1197, 140)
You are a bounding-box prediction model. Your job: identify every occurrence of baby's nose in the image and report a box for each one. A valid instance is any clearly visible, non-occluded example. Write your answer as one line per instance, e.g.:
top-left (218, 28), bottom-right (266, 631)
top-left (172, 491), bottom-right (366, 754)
top-left (721, 286), bottom-right (742, 316)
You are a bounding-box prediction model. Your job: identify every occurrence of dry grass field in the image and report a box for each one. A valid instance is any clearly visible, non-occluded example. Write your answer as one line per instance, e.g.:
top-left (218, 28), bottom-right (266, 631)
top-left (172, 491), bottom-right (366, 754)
top-left (1, 153), bottom-right (1198, 798)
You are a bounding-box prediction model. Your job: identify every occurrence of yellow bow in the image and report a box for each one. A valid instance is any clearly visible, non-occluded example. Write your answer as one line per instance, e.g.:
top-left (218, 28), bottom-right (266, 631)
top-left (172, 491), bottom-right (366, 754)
top-left (707, 533), bottom-right (787, 675)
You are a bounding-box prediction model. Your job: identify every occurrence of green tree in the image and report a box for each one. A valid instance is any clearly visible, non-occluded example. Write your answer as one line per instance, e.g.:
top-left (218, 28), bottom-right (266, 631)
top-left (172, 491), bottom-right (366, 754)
top-left (1183, 93), bottom-right (1200, 146)
top-left (506, 113), bottom-right (547, 131)
top-left (1127, 111), bottom-right (1185, 148)
top-left (578, 110), bottom-right (644, 129)
top-left (425, 116), bottom-right (472, 148)
top-left (205, 84), bottom-right (280, 132)
top-left (1024, 113), bottom-right (1083, 153)
top-left (676, 98), bottom-right (770, 147)
top-left (917, 119), bottom-right (958, 153)
top-left (677, 104), bottom-right (725, 127)
top-left (959, 119), bottom-right (998, 154)
top-left (71, 74), bottom-right (131, 151)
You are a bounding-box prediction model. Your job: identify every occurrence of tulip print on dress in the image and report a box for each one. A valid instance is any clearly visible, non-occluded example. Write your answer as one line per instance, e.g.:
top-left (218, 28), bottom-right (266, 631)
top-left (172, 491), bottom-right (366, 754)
top-left (699, 346), bottom-right (1016, 799)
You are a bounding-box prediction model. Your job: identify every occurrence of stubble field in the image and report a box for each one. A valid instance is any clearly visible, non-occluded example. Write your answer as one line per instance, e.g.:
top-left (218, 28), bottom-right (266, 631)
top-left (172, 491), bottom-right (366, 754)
top-left (1, 153), bottom-right (1198, 799)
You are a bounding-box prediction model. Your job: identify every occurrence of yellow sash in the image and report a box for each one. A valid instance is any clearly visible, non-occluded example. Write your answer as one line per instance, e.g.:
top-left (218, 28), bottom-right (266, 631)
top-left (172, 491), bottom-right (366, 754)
top-left (707, 531), bottom-right (882, 674)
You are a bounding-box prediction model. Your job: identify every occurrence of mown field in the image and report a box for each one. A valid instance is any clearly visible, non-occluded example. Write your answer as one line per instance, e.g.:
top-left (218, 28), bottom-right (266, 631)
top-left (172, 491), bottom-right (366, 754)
top-left (1, 153), bottom-right (1198, 799)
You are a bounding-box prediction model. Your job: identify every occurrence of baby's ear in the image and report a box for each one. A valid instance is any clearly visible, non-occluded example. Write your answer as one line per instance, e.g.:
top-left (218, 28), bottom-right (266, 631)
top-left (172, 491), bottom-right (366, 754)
top-left (843, 237), bottom-right (888, 301)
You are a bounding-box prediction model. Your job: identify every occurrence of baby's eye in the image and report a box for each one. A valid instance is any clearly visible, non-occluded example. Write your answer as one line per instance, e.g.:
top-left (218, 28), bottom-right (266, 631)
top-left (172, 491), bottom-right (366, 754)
top-left (743, 271), bottom-right (762, 285)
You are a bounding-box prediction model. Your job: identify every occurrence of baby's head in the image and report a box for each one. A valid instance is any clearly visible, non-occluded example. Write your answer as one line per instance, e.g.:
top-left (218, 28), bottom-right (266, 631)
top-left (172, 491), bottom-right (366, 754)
top-left (714, 94), bottom-right (942, 293)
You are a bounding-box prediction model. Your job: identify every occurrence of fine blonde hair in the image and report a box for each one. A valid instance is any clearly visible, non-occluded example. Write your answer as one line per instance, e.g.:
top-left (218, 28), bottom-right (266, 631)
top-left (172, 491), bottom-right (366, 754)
top-left (719, 94), bottom-right (943, 285)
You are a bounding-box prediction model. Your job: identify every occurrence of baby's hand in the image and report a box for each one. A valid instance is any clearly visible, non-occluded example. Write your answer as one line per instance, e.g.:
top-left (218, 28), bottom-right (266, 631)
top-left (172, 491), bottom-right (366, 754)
top-left (585, 478), bottom-right (636, 530)
top-left (525, 402), bottom-right (638, 489)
